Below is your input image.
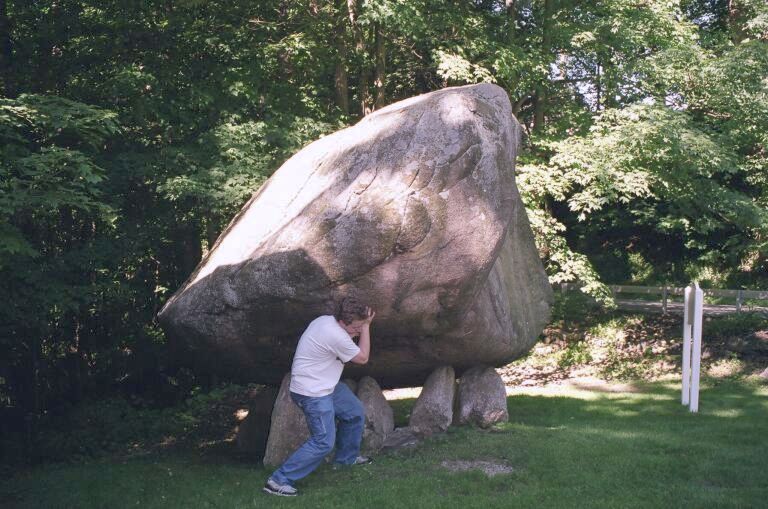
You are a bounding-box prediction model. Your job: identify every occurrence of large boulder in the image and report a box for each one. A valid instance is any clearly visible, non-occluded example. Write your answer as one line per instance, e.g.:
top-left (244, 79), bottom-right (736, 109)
top-left (158, 83), bottom-right (553, 387)
top-left (408, 366), bottom-right (455, 434)
top-left (262, 374), bottom-right (308, 467)
top-left (357, 376), bottom-right (395, 453)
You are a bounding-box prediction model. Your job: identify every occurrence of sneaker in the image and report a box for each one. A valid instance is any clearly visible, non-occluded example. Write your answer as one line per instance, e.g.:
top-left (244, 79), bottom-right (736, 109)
top-left (263, 478), bottom-right (298, 497)
top-left (333, 456), bottom-right (373, 469)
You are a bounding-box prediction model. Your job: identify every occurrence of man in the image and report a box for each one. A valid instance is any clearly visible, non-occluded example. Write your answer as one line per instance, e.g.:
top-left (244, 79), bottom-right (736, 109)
top-left (263, 297), bottom-right (375, 497)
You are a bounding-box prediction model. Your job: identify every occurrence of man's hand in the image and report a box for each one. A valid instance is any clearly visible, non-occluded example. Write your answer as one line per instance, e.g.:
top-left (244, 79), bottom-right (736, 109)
top-left (363, 307), bottom-right (376, 325)
top-left (350, 308), bottom-right (374, 365)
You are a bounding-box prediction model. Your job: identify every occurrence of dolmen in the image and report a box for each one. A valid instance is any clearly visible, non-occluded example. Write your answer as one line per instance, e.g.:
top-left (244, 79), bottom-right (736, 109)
top-left (158, 83), bottom-right (552, 389)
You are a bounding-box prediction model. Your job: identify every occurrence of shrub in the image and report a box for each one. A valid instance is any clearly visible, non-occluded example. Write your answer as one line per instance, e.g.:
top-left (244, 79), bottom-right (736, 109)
top-left (705, 313), bottom-right (767, 339)
top-left (24, 383), bottom-right (251, 463)
top-left (557, 341), bottom-right (593, 368)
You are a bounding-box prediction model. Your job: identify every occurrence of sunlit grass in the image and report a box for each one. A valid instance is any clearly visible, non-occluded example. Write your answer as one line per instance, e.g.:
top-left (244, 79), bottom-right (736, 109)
top-left (2, 378), bottom-right (766, 508)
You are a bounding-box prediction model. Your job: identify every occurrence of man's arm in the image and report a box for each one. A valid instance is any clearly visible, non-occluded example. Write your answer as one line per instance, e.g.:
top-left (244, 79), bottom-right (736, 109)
top-left (350, 308), bottom-right (375, 365)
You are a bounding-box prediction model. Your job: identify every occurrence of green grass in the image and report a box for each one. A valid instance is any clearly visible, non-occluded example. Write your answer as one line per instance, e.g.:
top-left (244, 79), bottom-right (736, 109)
top-left (3, 378), bottom-right (767, 509)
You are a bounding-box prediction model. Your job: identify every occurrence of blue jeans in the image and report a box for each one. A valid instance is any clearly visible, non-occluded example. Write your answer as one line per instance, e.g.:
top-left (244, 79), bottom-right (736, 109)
top-left (270, 382), bottom-right (365, 486)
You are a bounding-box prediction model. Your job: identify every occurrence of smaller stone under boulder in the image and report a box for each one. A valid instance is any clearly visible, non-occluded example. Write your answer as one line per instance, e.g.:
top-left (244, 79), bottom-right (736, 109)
top-left (236, 386), bottom-right (279, 458)
top-left (455, 366), bottom-right (509, 428)
top-left (262, 373), bottom-right (308, 467)
top-left (382, 426), bottom-right (422, 450)
top-left (408, 366), bottom-right (456, 435)
top-left (356, 376), bottom-right (395, 453)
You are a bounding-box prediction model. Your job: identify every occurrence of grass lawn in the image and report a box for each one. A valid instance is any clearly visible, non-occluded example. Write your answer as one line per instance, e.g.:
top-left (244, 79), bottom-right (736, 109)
top-left (2, 377), bottom-right (766, 509)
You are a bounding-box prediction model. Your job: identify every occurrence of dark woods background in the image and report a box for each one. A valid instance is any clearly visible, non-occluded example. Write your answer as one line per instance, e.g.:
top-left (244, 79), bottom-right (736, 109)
top-left (1, 0), bottom-right (766, 462)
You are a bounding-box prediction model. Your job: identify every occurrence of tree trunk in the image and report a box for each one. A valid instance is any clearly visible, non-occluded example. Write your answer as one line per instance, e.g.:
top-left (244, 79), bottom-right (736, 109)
top-left (533, 87), bottom-right (546, 132)
top-left (373, 21), bottom-right (385, 110)
top-left (533, 0), bottom-right (553, 133)
top-left (277, 0), bottom-right (293, 81)
top-left (727, 0), bottom-right (748, 43)
top-left (334, 1), bottom-right (349, 115)
top-left (177, 220), bottom-right (202, 279)
top-left (512, 95), bottom-right (532, 117)
top-left (38, 1), bottom-right (61, 93)
top-left (506, 0), bottom-right (519, 43)
top-left (348, 0), bottom-right (370, 116)
top-left (0, 0), bottom-right (12, 97)
top-left (205, 217), bottom-right (219, 253)
top-left (68, 319), bottom-right (85, 404)
top-left (595, 61), bottom-right (601, 111)
top-left (29, 335), bottom-right (41, 456)
top-left (505, 0), bottom-right (516, 18)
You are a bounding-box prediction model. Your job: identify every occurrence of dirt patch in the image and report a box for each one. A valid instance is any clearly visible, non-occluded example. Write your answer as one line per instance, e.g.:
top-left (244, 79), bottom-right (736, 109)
top-left (500, 315), bottom-right (768, 387)
top-left (707, 359), bottom-right (745, 378)
top-left (440, 459), bottom-right (515, 477)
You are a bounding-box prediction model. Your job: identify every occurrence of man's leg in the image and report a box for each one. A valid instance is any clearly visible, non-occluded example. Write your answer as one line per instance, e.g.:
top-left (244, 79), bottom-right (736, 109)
top-left (270, 393), bottom-right (336, 486)
top-left (331, 382), bottom-right (365, 465)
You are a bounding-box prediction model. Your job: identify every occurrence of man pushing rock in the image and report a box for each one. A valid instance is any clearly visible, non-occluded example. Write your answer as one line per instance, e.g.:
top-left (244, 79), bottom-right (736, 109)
top-left (263, 297), bottom-right (375, 497)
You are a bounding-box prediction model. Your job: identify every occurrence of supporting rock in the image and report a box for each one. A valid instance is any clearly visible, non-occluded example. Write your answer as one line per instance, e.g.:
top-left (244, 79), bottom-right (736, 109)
top-left (357, 376), bottom-right (394, 453)
top-left (409, 366), bottom-right (455, 434)
top-left (382, 426), bottom-right (421, 450)
top-left (263, 373), bottom-right (308, 467)
top-left (235, 386), bottom-right (279, 458)
top-left (455, 366), bottom-right (508, 428)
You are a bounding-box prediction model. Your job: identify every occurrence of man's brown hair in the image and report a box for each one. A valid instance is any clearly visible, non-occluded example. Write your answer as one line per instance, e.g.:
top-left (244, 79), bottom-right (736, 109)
top-left (334, 296), bottom-right (369, 324)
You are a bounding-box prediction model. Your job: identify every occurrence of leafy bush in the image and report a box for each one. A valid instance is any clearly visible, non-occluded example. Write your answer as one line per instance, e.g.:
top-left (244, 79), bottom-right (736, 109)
top-left (551, 290), bottom-right (599, 324)
top-left (557, 341), bottom-right (593, 369)
top-left (705, 313), bottom-right (768, 339)
top-left (24, 383), bottom-right (252, 463)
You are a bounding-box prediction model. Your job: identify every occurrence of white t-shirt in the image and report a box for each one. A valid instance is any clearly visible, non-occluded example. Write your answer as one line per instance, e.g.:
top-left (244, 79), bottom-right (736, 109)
top-left (289, 315), bottom-right (361, 397)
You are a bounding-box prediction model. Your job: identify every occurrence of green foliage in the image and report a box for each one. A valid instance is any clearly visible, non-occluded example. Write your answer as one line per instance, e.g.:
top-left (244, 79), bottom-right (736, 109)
top-left (521, 101), bottom-right (768, 286)
top-left (551, 289), bottom-right (598, 324)
top-left (525, 207), bottom-right (616, 306)
top-left (557, 340), bottom-right (593, 368)
top-left (158, 116), bottom-right (342, 222)
top-left (0, 94), bottom-right (119, 264)
top-left (433, 49), bottom-right (495, 85)
top-left (2, 0), bottom-right (767, 463)
top-left (18, 383), bottom-right (251, 463)
top-left (572, 315), bottom-right (669, 380)
top-left (31, 398), bottom-right (179, 462)
top-left (705, 312), bottom-right (768, 339)
top-left (548, 104), bottom-right (765, 234)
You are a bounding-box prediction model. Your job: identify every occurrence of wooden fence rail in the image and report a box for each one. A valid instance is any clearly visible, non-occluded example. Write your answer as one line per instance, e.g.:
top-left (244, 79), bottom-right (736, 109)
top-left (559, 283), bottom-right (768, 314)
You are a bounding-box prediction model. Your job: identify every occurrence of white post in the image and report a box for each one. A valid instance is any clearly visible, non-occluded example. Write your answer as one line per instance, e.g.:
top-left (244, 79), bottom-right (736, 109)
top-left (682, 283), bottom-right (703, 412)
top-left (682, 285), bottom-right (692, 406)
top-left (690, 284), bottom-right (704, 413)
